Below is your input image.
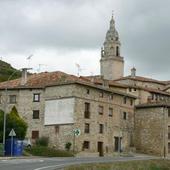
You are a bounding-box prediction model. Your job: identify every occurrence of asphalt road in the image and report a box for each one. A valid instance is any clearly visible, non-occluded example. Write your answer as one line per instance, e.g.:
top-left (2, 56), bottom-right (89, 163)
top-left (0, 155), bottom-right (159, 170)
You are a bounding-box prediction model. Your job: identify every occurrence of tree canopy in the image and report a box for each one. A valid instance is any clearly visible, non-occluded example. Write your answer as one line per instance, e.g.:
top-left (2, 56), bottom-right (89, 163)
top-left (0, 106), bottom-right (28, 142)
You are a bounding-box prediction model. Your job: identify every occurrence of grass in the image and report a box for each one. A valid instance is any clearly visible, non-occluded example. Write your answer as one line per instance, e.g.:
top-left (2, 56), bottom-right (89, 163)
top-left (25, 146), bottom-right (74, 157)
top-left (64, 160), bottom-right (170, 170)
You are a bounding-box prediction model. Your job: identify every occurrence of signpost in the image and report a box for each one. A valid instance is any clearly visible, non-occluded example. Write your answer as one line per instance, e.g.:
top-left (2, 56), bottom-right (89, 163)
top-left (73, 129), bottom-right (81, 136)
top-left (9, 129), bottom-right (16, 157)
top-left (73, 128), bottom-right (81, 153)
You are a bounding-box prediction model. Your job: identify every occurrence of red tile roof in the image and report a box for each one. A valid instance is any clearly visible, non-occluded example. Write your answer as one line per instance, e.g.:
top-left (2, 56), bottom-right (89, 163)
top-left (0, 71), bottom-right (137, 98)
top-left (0, 71), bottom-right (79, 89)
top-left (136, 102), bottom-right (170, 109)
top-left (82, 76), bottom-right (128, 88)
top-left (115, 76), bottom-right (167, 85)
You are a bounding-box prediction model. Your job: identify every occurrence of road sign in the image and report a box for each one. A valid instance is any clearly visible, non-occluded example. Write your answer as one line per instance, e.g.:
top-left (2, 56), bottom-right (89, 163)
top-left (73, 129), bottom-right (81, 136)
top-left (9, 129), bottom-right (16, 137)
top-left (8, 129), bottom-right (16, 157)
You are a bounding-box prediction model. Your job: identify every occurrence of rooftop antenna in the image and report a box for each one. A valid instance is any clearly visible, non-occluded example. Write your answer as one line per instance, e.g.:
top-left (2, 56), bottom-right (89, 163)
top-left (90, 71), bottom-right (94, 76)
top-left (75, 63), bottom-right (85, 76)
top-left (38, 64), bottom-right (47, 73)
top-left (26, 54), bottom-right (33, 68)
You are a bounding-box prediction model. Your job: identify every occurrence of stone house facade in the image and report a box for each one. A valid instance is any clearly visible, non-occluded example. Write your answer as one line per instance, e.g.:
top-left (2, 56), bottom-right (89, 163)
top-left (0, 72), bottom-right (136, 156)
top-left (0, 15), bottom-right (170, 158)
top-left (135, 103), bottom-right (170, 157)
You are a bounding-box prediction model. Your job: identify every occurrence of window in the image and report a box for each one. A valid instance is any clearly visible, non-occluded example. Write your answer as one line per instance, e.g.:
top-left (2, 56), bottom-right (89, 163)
top-left (86, 89), bottom-right (90, 94)
top-left (84, 123), bottom-right (90, 133)
top-left (99, 92), bottom-right (104, 98)
top-left (33, 110), bottom-right (40, 119)
top-left (130, 99), bottom-right (133, 106)
top-left (98, 105), bottom-right (104, 115)
top-left (155, 95), bottom-right (158, 101)
top-left (109, 108), bottom-right (113, 117)
top-left (109, 94), bottom-right (113, 100)
top-left (99, 124), bottom-right (104, 134)
top-left (55, 125), bottom-right (60, 134)
top-left (129, 88), bottom-right (132, 92)
top-left (152, 94), bottom-right (154, 100)
top-left (84, 102), bottom-right (90, 118)
top-left (9, 95), bottom-right (16, 104)
top-left (83, 141), bottom-right (90, 149)
top-left (32, 130), bottom-right (39, 139)
top-left (123, 97), bottom-right (127, 104)
top-left (116, 46), bottom-right (119, 56)
top-left (168, 126), bottom-right (170, 139)
top-left (33, 93), bottom-right (40, 102)
top-left (168, 108), bottom-right (170, 117)
top-left (123, 112), bottom-right (127, 120)
top-left (134, 88), bottom-right (136, 91)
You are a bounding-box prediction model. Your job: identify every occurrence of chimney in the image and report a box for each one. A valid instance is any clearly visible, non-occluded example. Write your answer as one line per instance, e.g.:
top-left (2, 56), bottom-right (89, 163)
top-left (21, 68), bottom-right (28, 85)
top-left (21, 68), bottom-right (31, 85)
top-left (131, 67), bottom-right (136, 77)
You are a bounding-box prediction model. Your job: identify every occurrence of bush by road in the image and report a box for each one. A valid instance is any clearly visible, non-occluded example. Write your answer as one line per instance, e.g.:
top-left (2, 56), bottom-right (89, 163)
top-left (25, 146), bottom-right (74, 157)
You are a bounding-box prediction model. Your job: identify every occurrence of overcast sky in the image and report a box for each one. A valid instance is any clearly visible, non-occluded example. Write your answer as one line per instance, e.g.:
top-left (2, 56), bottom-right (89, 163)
top-left (1, 0), bottom-right (170, 80)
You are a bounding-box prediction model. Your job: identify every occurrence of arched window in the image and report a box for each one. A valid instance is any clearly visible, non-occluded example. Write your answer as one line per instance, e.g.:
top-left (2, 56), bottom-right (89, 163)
top-left (116, 46), bottom-right (119, 56)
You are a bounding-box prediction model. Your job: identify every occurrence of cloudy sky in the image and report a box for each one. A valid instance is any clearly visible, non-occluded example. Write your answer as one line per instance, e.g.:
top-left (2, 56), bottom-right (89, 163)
top-left (1, 0), bottom-right (170, 80)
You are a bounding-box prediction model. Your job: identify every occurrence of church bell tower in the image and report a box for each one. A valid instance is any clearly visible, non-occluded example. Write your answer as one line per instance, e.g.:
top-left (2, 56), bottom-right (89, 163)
top-left (100, 15), bottom-right (124, 80)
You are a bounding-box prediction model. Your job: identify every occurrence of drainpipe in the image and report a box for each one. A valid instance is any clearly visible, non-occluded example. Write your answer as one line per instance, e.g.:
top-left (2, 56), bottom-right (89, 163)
top-left (163, 106), bottom-right (166, 159)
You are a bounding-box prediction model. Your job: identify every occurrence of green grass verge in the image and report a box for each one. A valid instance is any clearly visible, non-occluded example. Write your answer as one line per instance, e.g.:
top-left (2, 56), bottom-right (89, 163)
top-left (25, 146), bottom-right (74, 157)
top-left (64, 160), bottom-right (170, 170)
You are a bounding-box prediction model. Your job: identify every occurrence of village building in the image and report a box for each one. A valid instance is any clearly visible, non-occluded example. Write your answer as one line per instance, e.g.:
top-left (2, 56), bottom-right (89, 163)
top-left (0, 15), bottom-right (170, 157)
top-left (0, 71), bottom-right (136, 156)
top-left (135, 103), bottom-right (170, 157)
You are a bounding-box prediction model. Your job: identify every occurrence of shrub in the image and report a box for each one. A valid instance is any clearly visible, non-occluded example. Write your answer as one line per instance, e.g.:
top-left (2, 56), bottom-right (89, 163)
top-left (65, 142), bottom-right (72, 151)
top-left (0, 106), bottom-right (28, 142)
top-left (35, 136), bottom-right (49, 147)
top-left (25, 146), bottom-right (74, 157)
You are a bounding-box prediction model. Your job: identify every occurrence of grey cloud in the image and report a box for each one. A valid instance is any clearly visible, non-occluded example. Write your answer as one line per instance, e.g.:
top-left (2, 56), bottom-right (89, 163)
top-left (0, 0), bottom-right (170, 80)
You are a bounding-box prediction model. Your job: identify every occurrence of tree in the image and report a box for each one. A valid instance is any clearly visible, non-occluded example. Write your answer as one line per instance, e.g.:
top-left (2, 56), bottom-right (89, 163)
top-left (0, 106), bottom-right (28, 142)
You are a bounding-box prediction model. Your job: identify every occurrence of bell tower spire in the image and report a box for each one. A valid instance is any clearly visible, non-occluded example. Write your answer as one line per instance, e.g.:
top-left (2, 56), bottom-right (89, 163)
top-left (100, 14), bottom-right (124, 80)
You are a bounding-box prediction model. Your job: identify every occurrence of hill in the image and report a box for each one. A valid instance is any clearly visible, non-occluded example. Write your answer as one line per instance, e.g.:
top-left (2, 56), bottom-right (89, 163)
top-left (0, 60), bottom-right (21, 82)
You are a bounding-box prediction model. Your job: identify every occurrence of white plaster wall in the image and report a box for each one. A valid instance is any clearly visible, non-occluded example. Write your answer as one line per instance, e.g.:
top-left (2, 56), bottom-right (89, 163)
top-left (44, 98), bottom-right (75, 125)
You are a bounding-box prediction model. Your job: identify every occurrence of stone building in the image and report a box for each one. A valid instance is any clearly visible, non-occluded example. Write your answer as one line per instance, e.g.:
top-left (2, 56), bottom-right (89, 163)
top-left (0, 71), bottom-right (136, 156)
top-left (135, 103), bottom-right (170, 157)
top-left (0, 15), bottom-right (170, 157)
top-left (100, 15), bottom-right (124, 80)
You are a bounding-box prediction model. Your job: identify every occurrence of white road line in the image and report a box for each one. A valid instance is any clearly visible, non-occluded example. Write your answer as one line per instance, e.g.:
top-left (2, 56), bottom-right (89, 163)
top-left (0, 159), bottom-right (44, 164)
top-left (34, 163), bottom-right (66, 170)
top-left (34, 162), bottom-right (76, 170)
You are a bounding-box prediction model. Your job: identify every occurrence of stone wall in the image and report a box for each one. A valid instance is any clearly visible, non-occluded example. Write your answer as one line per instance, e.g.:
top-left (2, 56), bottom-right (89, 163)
top-left (0, 83), bottom-right (135, 156)
top-left (100, 57), bottom-right (124, 80)
top-left (135, 107), bottom-right (167, 156)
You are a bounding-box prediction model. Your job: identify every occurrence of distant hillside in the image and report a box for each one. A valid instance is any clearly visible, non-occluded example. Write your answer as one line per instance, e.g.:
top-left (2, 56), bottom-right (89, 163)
top-left (0, 60), bottom-right (21, 82)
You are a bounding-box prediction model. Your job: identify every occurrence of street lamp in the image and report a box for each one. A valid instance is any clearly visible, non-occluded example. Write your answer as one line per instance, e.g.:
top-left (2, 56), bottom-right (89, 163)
top-left (2, 70), bottom-right (20, 156)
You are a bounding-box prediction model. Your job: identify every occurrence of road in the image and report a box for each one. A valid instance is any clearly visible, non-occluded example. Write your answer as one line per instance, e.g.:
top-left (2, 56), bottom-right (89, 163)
top-left (0, 155), bottom-right (159, 170)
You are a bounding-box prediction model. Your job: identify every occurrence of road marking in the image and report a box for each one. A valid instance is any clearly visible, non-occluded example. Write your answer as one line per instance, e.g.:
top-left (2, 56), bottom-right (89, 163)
top-left (1, 160), bottom-right (8, 162)
top-left (0, 159), bottom-right (44, 164)
top-left (34, 162), bottom-right (76, 170)
top-left (34, 163), bottom-right (66, 170)
top-left (33, 156), bottom-right (160, 170)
